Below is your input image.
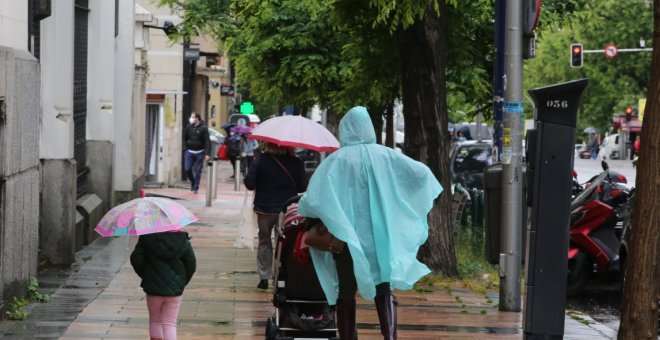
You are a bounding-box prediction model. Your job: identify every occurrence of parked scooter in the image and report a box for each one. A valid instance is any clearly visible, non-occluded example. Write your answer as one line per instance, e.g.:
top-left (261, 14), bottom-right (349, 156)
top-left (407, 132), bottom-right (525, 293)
top-left (567, 161), bottom-right (632, 296)
top-left (571, 168), bottom-right (629, 198)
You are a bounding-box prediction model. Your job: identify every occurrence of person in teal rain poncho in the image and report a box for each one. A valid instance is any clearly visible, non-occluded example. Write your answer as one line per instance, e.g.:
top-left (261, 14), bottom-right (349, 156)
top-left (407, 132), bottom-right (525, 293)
top-left (297, 106), bottom-right (443, 340)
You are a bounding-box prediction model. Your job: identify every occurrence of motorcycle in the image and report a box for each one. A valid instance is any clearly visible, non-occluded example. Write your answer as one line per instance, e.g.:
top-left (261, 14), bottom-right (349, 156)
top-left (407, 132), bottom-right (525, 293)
top-left (566, 161), bottom-right (632, 296)
top-left (571, 168), bottom-right (628, 198)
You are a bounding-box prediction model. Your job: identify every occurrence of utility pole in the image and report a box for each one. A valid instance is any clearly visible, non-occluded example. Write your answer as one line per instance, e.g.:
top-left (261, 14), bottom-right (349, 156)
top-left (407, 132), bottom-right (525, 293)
top-left (499, 0), bottom-right (523, 312)
top-left (493, 0), bottom-right (506, 161)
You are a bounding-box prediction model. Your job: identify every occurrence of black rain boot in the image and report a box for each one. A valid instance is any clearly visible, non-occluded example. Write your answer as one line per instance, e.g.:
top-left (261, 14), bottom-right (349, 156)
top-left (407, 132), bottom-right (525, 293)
top-left (336, 298), bottom-right (357, 340)
top-left (375, 294), bottom-right (398, 340)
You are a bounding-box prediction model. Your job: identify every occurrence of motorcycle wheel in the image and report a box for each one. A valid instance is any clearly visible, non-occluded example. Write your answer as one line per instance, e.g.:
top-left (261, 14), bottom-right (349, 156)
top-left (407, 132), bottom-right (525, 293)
top-left (567, 252), bottom-right (590, 296)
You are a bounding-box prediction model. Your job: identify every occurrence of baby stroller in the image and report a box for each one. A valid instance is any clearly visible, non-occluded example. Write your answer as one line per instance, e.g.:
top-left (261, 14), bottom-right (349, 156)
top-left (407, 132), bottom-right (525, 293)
top-left (265, 195), bottom-right (339, 340)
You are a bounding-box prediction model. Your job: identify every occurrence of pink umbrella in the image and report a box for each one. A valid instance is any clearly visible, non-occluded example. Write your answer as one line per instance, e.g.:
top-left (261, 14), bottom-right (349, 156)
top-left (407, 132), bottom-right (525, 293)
top-left (250, 115), bottom-right (339, 152)
top-left (95, 197), bottom-right (198, 236)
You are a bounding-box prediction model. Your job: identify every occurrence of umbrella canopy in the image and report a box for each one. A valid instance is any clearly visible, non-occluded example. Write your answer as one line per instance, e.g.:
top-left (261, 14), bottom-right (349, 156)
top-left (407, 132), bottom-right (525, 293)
top-left (221, 123), bottom-right (236, 136)
top-left (250, 115), bottom-right (339, 152)
top-left (95, 197), bottom-right (198, 237)
top-left (231, 125), bottom-right (252, 134)
top-left (583, 127), bottom-right (598, 134)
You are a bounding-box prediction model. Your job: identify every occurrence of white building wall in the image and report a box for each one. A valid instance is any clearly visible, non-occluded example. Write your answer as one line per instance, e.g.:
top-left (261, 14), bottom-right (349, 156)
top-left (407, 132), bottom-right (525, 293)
top-left (40, 0), bottom-right (75, 159)
top-left (137, 0), bottom-right (184, 186)
top-left (0, 1), bottom-right (28, 51)
top-left (86, 0), bottom-right (115, 142)
top-left (113, 0), bottom-right (136, 192)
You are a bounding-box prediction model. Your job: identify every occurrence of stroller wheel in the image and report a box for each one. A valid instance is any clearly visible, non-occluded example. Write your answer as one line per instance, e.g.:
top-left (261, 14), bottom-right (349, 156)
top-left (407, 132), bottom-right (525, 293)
top-left (265, 316), bottom-right (277, 340)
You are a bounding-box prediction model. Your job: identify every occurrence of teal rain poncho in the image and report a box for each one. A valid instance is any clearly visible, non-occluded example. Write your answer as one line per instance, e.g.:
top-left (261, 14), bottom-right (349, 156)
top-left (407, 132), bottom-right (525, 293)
top-left (297, 106), bottom-right (443, 304)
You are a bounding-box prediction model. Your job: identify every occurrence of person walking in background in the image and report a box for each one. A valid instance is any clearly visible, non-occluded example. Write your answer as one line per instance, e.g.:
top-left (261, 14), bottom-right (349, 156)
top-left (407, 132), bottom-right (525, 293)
top-left (244, 142), bottom-right (308, 289)
top-left (183, 112), bottom-right (210, 193)
top-left (130, 230), bottom-right (197, 340)
top-left (226, 132), bottom-right (243, 178)
top-left (241, 137), bottom-right (259, 176)
top-left (297, 106), bottom-right (442, 339)
top-left (587, 132), bottom-right (599, 159)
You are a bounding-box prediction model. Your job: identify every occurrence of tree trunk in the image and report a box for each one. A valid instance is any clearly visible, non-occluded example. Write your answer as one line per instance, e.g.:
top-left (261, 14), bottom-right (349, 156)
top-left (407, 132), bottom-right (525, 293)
top-left (385, 102), bottom-right (395, 148)
top-left (370, 105), bottom-right (385, 145)
top-left (618, 2), bottom-right (660, 338)
top-left (325, 108), bottom-right (340, 137)
top-left (396, 1), bottom-right (457, 276)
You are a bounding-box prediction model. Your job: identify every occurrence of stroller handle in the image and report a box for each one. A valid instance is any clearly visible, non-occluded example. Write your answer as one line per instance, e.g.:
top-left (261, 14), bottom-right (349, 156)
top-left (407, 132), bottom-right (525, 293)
top-left (281, 194), bottom-right (304, 213)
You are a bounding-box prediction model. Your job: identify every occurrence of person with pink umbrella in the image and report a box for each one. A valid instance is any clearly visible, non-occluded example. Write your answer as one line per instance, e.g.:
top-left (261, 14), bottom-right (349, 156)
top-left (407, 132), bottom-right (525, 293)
top-left (130, 229), bottom-right (196, 340)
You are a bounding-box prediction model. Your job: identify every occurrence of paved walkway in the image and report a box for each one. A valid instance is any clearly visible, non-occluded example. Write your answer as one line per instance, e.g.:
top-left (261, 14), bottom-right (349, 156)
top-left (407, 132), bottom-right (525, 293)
top-left (0, 162), bottom-right (617, 339)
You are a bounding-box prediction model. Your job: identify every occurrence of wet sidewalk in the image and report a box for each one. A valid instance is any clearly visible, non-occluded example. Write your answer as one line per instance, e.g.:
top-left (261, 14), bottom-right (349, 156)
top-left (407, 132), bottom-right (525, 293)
top-left (0, 162), bottom-right (617, 339)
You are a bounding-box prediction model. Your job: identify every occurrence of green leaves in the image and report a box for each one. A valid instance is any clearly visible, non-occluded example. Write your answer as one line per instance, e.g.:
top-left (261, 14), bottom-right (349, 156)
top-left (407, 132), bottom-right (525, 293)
top-left (526, 0), bottom-right (652, 134)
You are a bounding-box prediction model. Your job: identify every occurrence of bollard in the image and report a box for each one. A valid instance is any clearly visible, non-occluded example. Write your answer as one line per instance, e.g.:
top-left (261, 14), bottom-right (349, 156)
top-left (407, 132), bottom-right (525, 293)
top-left (234, 158), bottom-right (241, 191)
top-left (205, 160), bottom-right (213, 207)
top-left (211, 158), bottom-right (218, 199)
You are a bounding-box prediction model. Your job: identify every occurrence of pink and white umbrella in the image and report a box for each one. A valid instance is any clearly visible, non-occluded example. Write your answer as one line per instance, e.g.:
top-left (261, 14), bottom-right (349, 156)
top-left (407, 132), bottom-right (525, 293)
top-left (250, 115), bottom-right (339, 152)
top-left (95, 197), bottom-right (198, 237)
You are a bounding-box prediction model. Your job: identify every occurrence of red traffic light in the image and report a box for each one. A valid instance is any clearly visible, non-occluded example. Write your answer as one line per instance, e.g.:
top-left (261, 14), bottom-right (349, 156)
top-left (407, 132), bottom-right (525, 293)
top-left (625, 107), bottom-right (633, 115)
top-left (570, 44), bottom-right (583, 68)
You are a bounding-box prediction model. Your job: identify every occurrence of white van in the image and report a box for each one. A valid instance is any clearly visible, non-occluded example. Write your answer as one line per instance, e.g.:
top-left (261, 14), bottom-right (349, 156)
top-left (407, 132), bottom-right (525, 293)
top-left (597, 134), bottom-right (621, 160)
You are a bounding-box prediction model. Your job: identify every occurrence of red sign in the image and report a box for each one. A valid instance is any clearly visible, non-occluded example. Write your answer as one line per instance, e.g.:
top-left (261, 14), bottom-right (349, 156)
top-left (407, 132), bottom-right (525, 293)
top-left (604, 44), bottom-right (618, 58)
top-left (612, 115), bottom-right (642, 133)
top-left (524, 0), bottom-right (542, 35)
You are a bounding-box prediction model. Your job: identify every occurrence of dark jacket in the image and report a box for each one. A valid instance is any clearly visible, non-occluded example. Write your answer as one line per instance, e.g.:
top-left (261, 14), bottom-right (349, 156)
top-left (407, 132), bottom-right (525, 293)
top-left (130, 232), bottom-right (196, 296)
top-left (184, 121), bottom-right (210, 156)
top-left (244, 153), bottom-right (308, 214)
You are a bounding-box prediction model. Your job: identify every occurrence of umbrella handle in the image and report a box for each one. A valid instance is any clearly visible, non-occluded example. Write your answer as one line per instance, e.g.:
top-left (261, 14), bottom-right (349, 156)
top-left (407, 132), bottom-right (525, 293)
top-left (140, 189), bottom-right (145, 198)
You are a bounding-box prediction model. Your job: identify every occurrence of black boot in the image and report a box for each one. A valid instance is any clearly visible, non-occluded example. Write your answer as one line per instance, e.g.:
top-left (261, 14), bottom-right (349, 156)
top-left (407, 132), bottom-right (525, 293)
top-left (375, 294), bottom-right (397, 340)
top-left (336, 298), bottom-right (357, 340)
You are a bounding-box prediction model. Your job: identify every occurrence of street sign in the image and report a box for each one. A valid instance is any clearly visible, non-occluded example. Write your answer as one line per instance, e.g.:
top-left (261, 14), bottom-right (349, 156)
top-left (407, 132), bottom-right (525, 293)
top-left (183, 48), bottom-right (200, 61)
top-left (220, 85), bottom-right (234, 96)
top-left (524, 0), bottom-right (541, 35)
top-left (604, 43), bottom-right (618, 58)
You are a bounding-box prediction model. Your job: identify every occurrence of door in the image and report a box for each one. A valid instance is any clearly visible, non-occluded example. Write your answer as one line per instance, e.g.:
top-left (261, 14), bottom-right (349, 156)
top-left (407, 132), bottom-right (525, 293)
top-left (145, 104), bottom-right (160, 183)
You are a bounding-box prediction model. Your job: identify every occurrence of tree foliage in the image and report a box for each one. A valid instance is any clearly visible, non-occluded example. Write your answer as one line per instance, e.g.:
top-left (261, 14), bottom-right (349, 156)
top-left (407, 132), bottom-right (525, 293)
top-left (526, 0), bottom-right (653, 135)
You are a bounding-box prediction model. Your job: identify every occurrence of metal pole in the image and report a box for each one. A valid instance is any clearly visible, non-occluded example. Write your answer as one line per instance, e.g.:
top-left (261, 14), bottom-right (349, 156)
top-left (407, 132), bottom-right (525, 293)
top-left (492, 0), bottom-right (506, 161)
top-left (499, 0), bottom-right (523, 312)
top-left (320, 109), bottom-right (327, 163)
top-left (211, 159), bottom-right (218, 199)
top-left (476, 111), bottom-right (483, 142)
top-left (205, 161), bottom-right (213, 207)
top-left (234, 158), bottom-right (241, 191)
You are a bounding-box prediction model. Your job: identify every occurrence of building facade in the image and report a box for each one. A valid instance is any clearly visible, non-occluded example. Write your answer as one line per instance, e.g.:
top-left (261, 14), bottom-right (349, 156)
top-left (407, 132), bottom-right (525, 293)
top-left (0, 0), bottom-right (150, 312)
top-left (0, 1), bottom-right (41, 313)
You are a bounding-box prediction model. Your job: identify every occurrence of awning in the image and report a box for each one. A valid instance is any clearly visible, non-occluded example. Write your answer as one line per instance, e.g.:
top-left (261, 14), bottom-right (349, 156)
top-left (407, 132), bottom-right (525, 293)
top-left (145, 90), bottom-right (188, 95)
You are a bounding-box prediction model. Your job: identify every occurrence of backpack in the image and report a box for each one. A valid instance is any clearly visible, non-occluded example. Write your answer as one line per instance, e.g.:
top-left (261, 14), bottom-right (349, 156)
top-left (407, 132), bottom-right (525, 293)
top-left (227, 138), bottom-right (241, 158)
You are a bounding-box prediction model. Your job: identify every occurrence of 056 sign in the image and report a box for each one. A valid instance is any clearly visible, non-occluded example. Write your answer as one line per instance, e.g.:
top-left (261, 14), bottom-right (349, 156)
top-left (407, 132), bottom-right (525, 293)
top-left (545, 100), bottom-right (569, 109)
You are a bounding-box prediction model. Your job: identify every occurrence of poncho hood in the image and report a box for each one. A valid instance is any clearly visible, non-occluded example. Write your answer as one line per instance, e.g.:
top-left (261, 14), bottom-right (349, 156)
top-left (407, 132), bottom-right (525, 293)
top-left (339, 106), bottom-right (376, 147)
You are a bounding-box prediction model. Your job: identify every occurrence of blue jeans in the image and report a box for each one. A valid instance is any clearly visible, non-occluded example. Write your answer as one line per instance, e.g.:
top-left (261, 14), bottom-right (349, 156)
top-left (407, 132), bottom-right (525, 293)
top-left (184, 150), bottom-right (205, 191)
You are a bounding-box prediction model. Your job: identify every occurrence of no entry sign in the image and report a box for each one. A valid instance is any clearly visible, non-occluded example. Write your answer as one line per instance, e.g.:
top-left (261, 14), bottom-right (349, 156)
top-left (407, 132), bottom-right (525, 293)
top-left (604, 44), bottom-right (618, 58)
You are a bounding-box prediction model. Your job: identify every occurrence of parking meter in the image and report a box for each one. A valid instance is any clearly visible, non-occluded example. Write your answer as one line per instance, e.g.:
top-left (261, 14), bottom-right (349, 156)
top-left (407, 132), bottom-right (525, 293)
top-left (523, 79), bottom-right (588, 339)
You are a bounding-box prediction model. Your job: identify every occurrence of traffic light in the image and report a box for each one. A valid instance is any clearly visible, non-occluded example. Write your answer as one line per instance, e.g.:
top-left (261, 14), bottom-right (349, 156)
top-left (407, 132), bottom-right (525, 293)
top-left (570, 44), bottom-right (583, 68)
top-left (625, 107), bottom-right (634, 122)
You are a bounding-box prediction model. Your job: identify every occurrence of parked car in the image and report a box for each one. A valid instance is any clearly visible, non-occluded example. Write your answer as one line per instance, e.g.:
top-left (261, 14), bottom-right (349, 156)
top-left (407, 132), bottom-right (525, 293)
top-left (450, 140), bottom-right (493, 190)
top-left (597, 134), bottom-right (621, 160)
